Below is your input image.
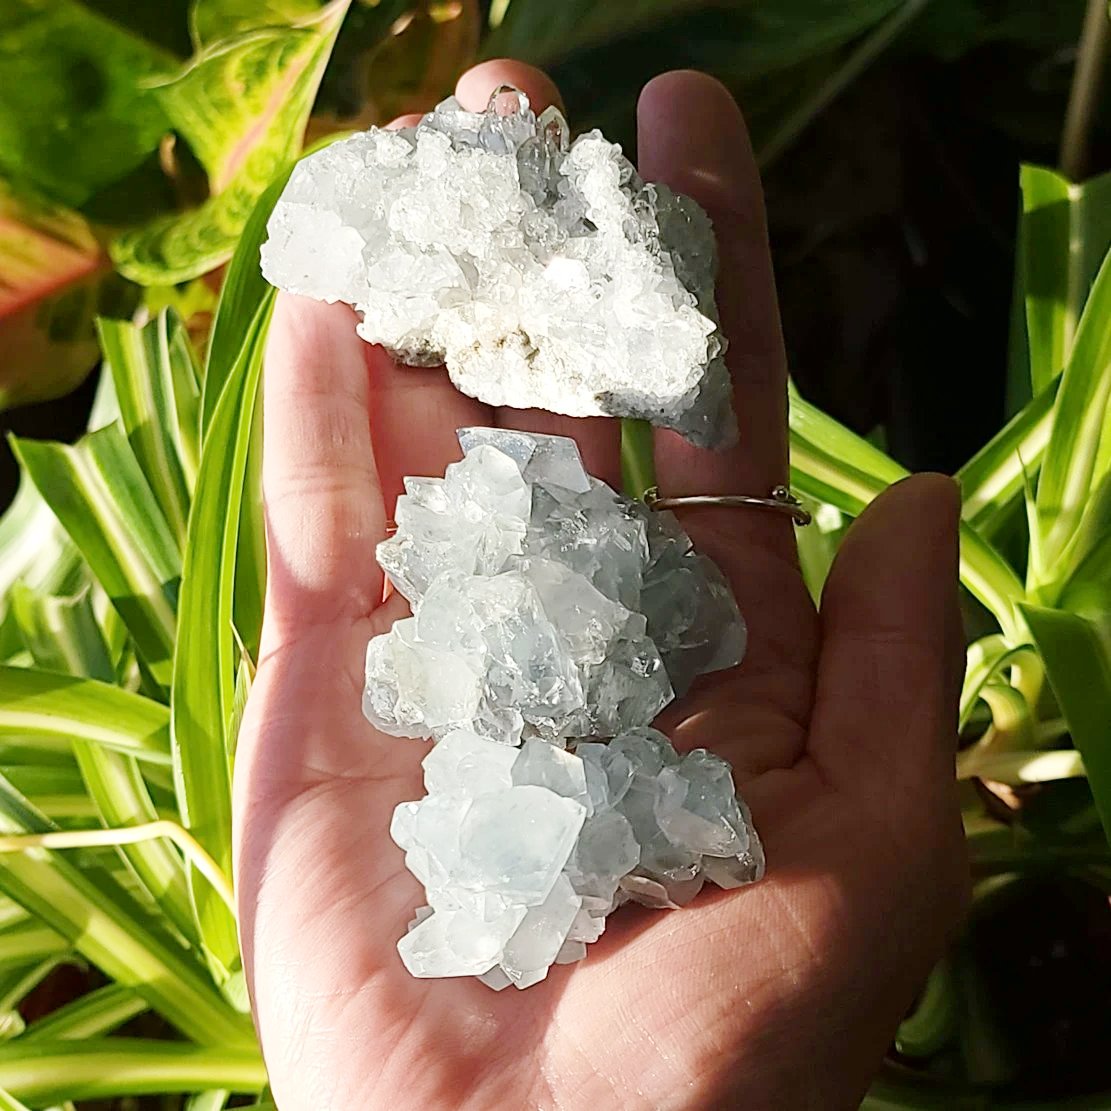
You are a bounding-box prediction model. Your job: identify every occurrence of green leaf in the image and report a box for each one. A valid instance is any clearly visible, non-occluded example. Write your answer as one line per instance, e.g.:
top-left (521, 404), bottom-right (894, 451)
top-left (203, 162), bottom-right (293, 436)
top-left (1020, 603), bottom-right (1111, 848)
top-left (112, 1), bottom-right (349, 285)
top-left (0, 666), bottom-right (171, 766)
top-left (789, 386), bottom-right (1025, 636)
top-left (191, 0), bottom-right (323, 46)
top-left (98, 311), bottom-right (202, 546)
top-left (0, 777), bottom-right (252, 1049)
top-left (1034, 247), bottom-right (1111, 569)
top-left (0, 1039), bottom-right (265, 1104)
top-left (0, 477), bottom-right (79, 605)
top-left (21, 984), bottom-right (146, 1042)
top-left (959, 635), bottom-right (1036, 729)
top-left (12, 425), bottom-right (181, 686)
top-left (0, 0), bottom-right (172, 208)
top-left (0, 1084), bottom-right (30, 1111)
top-left (172, 296), bottom-right (271, 985)
top-left (0, 922), bottom-right (69, 972)
top-left (956, 374), bottom-right (1058, 535)
top-left (1019, 165), bottom-right (1111, 396)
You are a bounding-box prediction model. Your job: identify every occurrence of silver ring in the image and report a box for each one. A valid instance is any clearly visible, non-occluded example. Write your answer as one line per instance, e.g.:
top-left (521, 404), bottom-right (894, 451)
top-left (644, 484), bottom-right (812, 527)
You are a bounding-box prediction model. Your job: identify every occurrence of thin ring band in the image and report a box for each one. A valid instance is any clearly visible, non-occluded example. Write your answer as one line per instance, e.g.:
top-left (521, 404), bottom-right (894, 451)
top-left (644, 484), bottom-right (812, 527)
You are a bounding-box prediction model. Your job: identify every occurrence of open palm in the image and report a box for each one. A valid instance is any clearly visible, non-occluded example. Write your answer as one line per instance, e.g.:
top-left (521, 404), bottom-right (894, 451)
top-left (234, 62), bottom-right (968, 1110)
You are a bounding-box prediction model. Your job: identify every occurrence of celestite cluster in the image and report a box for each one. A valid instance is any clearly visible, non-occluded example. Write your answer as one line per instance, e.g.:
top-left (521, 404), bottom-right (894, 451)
top-left (260, 88), bottom-right (736, 448)
top-left (365, 429), bottom-right (762, 989)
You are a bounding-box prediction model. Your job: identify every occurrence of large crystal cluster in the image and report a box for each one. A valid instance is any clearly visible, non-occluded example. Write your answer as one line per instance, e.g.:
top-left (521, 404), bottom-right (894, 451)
top-left (365, 429), bottom-right (761, 989)
top-left (393, 728), bottom-right (764, 989)
top-left (260, 88), bottom-right (735, 448)
top-left (364, 428), bottom-right (746, 745)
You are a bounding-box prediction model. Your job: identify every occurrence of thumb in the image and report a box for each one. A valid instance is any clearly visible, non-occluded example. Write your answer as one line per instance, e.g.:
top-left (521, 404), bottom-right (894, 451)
top-left (808, 473), bottom-right (963, 795)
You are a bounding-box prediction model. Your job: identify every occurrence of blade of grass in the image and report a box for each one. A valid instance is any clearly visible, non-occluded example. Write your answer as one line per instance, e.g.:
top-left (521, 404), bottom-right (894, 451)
top-left (12, 426), bottom-right (180, 686)
top-left (97, 311), bottom-right (201, 545)
top-left (173, 295), bottom-right (272, 986)
top-left (0, 1039), bottom-right (265, 1104)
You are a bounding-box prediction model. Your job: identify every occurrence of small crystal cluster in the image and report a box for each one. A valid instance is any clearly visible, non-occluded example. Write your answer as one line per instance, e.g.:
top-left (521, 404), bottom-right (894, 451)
top-left (365, 429), bottom-right (762, 989)
top-left (393, 728), bottom-right (764, 989)
top-left (260, 88), bottom-right (735, 448)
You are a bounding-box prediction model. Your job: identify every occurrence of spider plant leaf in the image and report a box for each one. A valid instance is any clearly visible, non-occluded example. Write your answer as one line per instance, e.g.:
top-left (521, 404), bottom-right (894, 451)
top-left (1034, 246), bottom-right (1111, 569)
top-left (0, 1039), bottom-right (265, 1104)
top-left (172, 295), bottom-right (271, 991)
top-left (11, 426), bottom-right (180, 687)
top-left (20, 984), bottom-right (146, 1043)
top-left (97, 311), bottom-right (202, 546)
top-left (1019, 603), bottom-right (1111, 848)
top-left (0, 777), bottom-right (252, 1049)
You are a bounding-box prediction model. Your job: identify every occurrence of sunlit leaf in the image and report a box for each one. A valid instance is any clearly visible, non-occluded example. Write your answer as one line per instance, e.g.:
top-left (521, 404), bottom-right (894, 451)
top-left (12, 426), bottom-right (180, 686)
top-left (1034, 248), bottom-right (1111, 568)
top-left (172, 296), bottom-right (271, 989)
top-left (98, 311), bottom-right (202, 545)
top-left (190, 0), bottom-right (323, 46)
top-left (1019, 165), bottom-right (1111, 397)
top-left (0, 1039), bottom-right (264, 1104)
top-left (112, 1), bottom-right (350, 285)
top-left (1020, 603), bottom-right (1111, 848)
top-left (0, 778), bottom-right (252, 1049)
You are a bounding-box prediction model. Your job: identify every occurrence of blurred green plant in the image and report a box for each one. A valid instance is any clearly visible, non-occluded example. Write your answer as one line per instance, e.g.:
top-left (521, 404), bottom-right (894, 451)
top-left (0, 0), bottom-right (1109, 1106)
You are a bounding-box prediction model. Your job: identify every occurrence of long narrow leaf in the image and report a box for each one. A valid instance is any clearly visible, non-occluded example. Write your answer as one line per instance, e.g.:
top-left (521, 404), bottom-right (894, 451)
top-left (20, 984), bottom-right (146, 1042)
top-left (1035, 248), bottom-right (1111, 568)
top-left (12, 426), bottom-right (180, 685)
top-left (173, 296), bottom-right (272, 985)
top-left (0, 667), bottom-right (170, 764)
top-left (957, 375), bottom-right (1058, 535)
top-left (98, 311), bottom-right (201, 543)
top-left (1020, 603), bottom-right (1111, 848)
top-left (0, 1039), bottom-right (265, 1103)
top-left (0, 776), bottom-right (251, 1047)
top-left (0, 1084), bottom-right (29, 1111)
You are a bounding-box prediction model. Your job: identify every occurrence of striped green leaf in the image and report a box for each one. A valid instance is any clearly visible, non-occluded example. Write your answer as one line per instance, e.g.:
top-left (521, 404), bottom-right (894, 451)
top-left (0, 922), bottom-right (68, 972)
top-left (0, 776), bottom-right (252, 1048)
top-left (1020, 603), bottom-right (1111, 848)
top-left (1034, 248), bottom-right (1111, 570)
top-left (173, 296), bottom-right (272, 988)
top-left (20, 984), bottom-right (146, 1042)
top-left (0, 666), bottom-right (170, 765)
top-left (957, 375), bottom-right (1058, 536)
top-left (0, 1083), bottom-right (30, 1111)
top-left (12, 425), bottom-right (180, 686)
top-left (111, 2), bottom-right (349, 285)
top-left (204, 164), bottom-right (293, 436)
top-left (1019, 165), bottom-right (1111, 397)
top-left (789, 387), bottom-right (1025, 637)
top-left (98, 311), bottom-right (202, 545)
top-left (0, 476), bottom-right (80, 605)
top-left (0, 1039), bottom-right (265, 1104)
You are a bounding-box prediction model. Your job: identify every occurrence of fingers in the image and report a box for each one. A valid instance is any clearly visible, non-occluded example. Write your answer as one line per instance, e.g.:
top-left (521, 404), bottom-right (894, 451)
top-left (637, 72), bottom-right (793, 569)
top-left (454, 60), bottom-right (622, 488)
top-left (808, 474), bottom-right (963, 793)
top-left (261, 294), bottom-right (387, 645)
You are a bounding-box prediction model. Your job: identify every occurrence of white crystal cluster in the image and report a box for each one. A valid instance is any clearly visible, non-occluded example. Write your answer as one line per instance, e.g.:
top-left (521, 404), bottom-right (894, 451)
top-left (260, 88), bottom-right (735, 448)
top-left (393, 727), bottom-right (764, 989)
top-left (364, 428), bottom-right (746, 745)
top-left (365, 429), bottom-right (760, 989)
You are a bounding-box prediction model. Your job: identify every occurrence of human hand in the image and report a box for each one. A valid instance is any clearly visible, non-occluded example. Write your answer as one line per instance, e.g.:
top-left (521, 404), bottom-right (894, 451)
top-left (234, 60), bottom-right (968, 1110)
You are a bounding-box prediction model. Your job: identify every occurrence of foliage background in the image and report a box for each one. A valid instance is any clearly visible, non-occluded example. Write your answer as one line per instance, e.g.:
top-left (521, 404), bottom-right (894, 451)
top-left (1, 1), bottom-right (1111, 1108)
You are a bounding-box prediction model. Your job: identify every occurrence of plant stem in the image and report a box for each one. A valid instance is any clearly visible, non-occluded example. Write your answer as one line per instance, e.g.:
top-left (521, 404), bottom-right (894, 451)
top-left (758, 0), bottom-right (931, 168)
top-left (1060, 0), bottom-right (1111, 181)
top-left (620, 419), bottom-right (656, 501)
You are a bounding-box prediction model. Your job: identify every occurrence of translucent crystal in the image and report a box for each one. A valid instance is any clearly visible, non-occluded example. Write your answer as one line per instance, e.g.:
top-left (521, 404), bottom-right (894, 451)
top-left (366, 429), bottom-right (745, 737)
top-left (392, 728), bottom-right (763, 989)
top-left (260, 92), bottom-right (736, 448)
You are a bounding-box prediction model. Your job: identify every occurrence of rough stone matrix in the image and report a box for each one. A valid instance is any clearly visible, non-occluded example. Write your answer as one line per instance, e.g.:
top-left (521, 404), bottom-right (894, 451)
top-left (393, 727), bottom-right (764, 989)
top-left (260, 88), bottom-right (736, 448)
